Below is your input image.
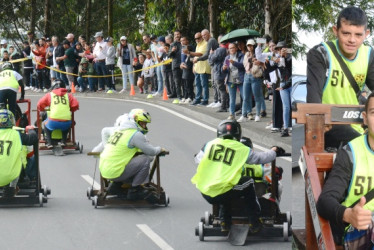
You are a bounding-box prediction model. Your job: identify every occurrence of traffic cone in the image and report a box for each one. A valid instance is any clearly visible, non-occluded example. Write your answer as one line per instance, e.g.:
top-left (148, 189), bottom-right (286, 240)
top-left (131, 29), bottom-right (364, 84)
top-left (71, 82), bottom-right (76, 93)
top-left (162, 87), bottom-right (168, 101)
top-left (130, 84), bottom-right (135, 96)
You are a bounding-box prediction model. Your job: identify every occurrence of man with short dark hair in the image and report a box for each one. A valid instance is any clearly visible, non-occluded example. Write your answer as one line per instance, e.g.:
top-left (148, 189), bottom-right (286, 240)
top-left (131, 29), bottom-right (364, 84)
top-left (92, 31), bottom-right (109, 91)
top-left (307, 6), bottom-right (374, 148)
top-left (317, 92), bottom-right (374, 248)
top-left (168, 30), bottom-right (183, 99)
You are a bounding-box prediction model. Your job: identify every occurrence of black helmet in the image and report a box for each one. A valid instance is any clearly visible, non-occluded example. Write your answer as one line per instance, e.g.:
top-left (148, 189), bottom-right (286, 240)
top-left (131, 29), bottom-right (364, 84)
top-left (217, 119), bottom-right (242, 141)
top-left (51, 79), bottom-right (66, 90)
top-left (240, 136), bottom-right (253, 149)
top-left (1, 62), bottom-right (12, 71)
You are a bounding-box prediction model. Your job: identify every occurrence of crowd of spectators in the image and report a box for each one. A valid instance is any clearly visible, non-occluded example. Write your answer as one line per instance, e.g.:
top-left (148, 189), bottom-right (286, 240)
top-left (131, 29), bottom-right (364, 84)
top-left (0, 29), bottom-right (291, 137)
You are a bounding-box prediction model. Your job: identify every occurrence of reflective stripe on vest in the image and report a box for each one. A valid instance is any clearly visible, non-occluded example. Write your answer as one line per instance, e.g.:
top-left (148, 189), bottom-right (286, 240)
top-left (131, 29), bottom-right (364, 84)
top-left (0, 128), bottom-right (23, 186)
top-left (50, 92), bottom-right (71, 120)
top-left (0, 69), bottom-right (19, 90)
top-left (322, 40), bottom-right (370, 134)
top-left (191, 138), bottom-right (250, 197)
top-left (99, 129), bottom-right (139, 179)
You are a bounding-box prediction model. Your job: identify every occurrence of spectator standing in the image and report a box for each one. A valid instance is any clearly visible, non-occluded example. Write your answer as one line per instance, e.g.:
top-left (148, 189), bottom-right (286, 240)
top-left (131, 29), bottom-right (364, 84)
top-left (21, 41), bottom-right (34, 90)
top-left (189, 32), bottom-right (211, 105)
top-left (180, 36), bottom-right (195, 103)
top-left (57, 40), bottom-right (76, 91)
top-left (65, 33), bottom-right (76, 47)
top-left (222, 43), bottom-right (245, 120)
top-left (209, 36), bottom-right (229, 112)
top-left (133, 53), bottom-right (145, 93)
top-left (32, 39), bottom-right (48, 92)
top-left (92, 31), bottom-right (109, 91)
top-left (160, 43), bottom-right (174, 97)
top-left (141, 50), bottom-right (155, 94)
top-left (9, 46), bottom-right (22, 73)
top-left (141, 35), bottom-right (151, 51)
top-left (168, 30), bottom-right (183, 99)
top-left (116, 36), bottom-right (136, 94)
top-left (105, 37), bottom-right (116, 92)
top-left (151, 36), bottom-right (164, 97)
top-left (51, 36), bottom-right (68, 86)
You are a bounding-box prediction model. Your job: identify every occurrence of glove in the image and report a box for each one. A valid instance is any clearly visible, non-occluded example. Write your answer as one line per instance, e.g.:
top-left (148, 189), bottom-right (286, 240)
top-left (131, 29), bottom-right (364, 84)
top-left (273, 146), bottom-right (285, 157)
top-left (160, 148), bottom-right (169, 156)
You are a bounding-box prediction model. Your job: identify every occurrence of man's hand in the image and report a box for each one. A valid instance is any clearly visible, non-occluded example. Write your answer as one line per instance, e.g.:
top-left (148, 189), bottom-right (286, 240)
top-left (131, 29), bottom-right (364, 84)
top-left (272, 146), bottom-right (285, 157)
top-left (26, 125), bottom-right (36, 133)
top-left (343, 196), bottom-right (372, 230)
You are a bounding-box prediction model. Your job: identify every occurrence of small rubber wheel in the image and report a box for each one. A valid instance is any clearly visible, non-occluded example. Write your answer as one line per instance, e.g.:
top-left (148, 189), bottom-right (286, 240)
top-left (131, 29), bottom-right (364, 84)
top-left (204, 211), bottom-right (211, 226)
top-left (198, 222), bottom-right (204, 241)
top-left (42, 185), bottom-right (51, 196)
top-left (39, 193), bottom-right (44, 207)
top-left (164, 194), bottom-right (169, 207)
top-left (283, 222), bottom-right (289, 241)
top-left (286, 211), bottom-right (292, 225)
top-left (79, 144), bottom-right (83, 154)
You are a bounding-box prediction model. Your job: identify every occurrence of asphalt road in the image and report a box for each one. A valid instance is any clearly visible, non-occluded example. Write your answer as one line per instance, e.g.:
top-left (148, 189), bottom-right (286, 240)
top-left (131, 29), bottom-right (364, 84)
top-left (0, 95), bottom-right (292, 250)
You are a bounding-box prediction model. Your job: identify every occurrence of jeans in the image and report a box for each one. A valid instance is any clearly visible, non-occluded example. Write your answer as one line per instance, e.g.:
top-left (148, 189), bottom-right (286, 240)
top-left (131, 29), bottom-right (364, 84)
top-left (156, 65), bottom-right (163, 94)
top-left (94, 61), bottom-right (108, 89)
top-left (36, 68), bottom-right (48, 89)
top-left (77, 77), bottom-right (93, 91)
top-left (243, 73), bottom-right (264, 117)
top-left (279, 84), bottom-right (292, 129)
top-left (195, 73), bottom-right (209, 102)
top-left (227, 82), bottom-right (243, 115)
top-left (120, 64), bottom-right (134, 90)
top-left (163, 70), bottom-right (174, 95)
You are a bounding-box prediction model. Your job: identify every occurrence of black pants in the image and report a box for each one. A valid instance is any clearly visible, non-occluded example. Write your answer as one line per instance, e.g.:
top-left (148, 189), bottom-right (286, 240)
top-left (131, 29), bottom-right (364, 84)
top-left (217, 79), bottom-right (229, 109)
top-left (23, 68), bottom-right (33, 87)
top-left (202, 176), bottom-right (260, 223)
top-left (172, 68), bottom-right (182, 98)
top-left (182, 78), bottom-right (194, 99)
top-left (37, 68), bottom-right (49, 90)
top-left (0, 89), bottom-right (17, 116)
top-left (106, 64), bottom-right (116, 90)
top-left (272, 85), bottom-right (283, 129)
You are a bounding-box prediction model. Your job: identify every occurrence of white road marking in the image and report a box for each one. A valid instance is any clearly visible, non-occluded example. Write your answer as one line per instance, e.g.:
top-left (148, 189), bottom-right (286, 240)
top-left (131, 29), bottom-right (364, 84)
top-left (136, 224), bottom-right (174, 250)
top-left (81, 175), bottom-right (100, 190)
top-left (28, 94), bottom-right (291, 162)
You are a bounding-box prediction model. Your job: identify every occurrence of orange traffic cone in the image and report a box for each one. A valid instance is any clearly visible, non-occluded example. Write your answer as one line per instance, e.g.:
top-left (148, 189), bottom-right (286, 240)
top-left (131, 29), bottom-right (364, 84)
top-left (71, 82), bottom-right (76, 93)
top-left (130, 84), bottom-right (135, 96)
top-left (162, 87), bottom-right (168, 101)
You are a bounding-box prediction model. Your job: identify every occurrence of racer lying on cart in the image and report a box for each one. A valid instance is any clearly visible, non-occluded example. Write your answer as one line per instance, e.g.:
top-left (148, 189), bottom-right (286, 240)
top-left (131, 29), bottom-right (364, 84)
top-left (98, 108), bottom-right (167, 201)
top-left (37, 79), bottom-right (79, 148)
top-left (0, 108), bottom-right (37, 197)
top-left (192, 119), bottom-right (284, 232)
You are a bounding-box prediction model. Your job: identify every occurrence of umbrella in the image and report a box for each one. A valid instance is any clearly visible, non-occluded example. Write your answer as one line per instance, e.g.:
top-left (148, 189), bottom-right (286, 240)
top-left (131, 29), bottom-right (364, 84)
top-left (220, 29), bottom-right (260, 44)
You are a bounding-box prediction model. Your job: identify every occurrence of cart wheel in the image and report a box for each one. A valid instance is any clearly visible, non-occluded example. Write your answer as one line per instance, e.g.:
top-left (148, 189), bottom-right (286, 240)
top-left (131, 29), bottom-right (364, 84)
top-left (42, 185), bottom-right (51, 196)
top-left (286, 211), bottom-right (292, 225)
top-left (283, 222), bottom-right (289, 241)
top-left (39, 193), bottom-right (44, 207)
top-left (79, 144), bottom-right (83, 154)
top-left (164, 194), bottom-right (169, 207)
top-left (87, 187), bottom-right (93, 200)
top-left (76, 140), bottom-right (80, 150)
top-left (92, 195), bottom-right (98, 208)
top-left (204, 211), bottom-right (212, 226)
top-left (198, 222), bottom-right (204, 241)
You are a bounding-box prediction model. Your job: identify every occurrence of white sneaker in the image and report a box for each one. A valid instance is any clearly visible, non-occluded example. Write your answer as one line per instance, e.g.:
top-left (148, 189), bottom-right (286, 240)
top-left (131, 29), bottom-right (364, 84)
top-left (265, 123), bottom-right (273, 129)
top-left (119, 89), bottom-right (126, 94)
top-left (255, 116), bottom-right (260, 122)
top-left (43, 88), bottom-right (48, 93)
top-left (237, 116), bottom-right (248, 123)
top-left (30, 87), bottom-right (35, 91)
top-left (36, 88), bottom-right (41, 92)
top-left (152, 92), bottom-right (160, 97)
top-left (227, 115), bottom-right (235, 120)
top-left (212, 102), bottom-right (222, 108)
top-left (25, 86), bottom-right (30, 90)
top-left (184, 98), bottom-right (192, 104)
top-left (207, 102), bottom-right (216, 108)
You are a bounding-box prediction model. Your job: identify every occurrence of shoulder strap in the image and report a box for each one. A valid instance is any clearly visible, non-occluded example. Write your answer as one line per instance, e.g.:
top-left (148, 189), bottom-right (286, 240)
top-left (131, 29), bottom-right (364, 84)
top-left (326, 41), bottom-right (361, 101)
top-left (349, 189), bottom-right (374, 208)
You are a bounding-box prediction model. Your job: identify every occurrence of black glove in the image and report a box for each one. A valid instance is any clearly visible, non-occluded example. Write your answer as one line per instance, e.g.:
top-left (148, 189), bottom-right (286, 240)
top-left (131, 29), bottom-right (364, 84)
top-left (273, 146), bottom-right (285, 157)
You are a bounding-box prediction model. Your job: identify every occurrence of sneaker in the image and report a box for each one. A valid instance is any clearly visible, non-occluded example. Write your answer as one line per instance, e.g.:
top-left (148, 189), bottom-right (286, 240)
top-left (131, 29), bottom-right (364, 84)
top-left (127, 186), bottom-right (149, 200)
top-left (281, 128), bottom-right (289, 137)
top-left (45, 144), bottom-right (53, 149)
top-left (190, 99), bottom-right (200, 106)
top-left (172, 99), bottom-right (180, 104)
top-left (261, 111), bottom-right (267, 118)
top-left (25, 86), bottom-right (31, 90)
top-left (43, 88), bottom-right (48, 93)
top-left (227, 114), bottom-right (235, 120)
top-left (184, 98), bottom-right (192, 104)
top-left (119, 89), bottom-right (126, 94)
top-left (237, 116), bottom-right (248, 123)
top-left (216, 108), bottom-right (228, 113)
top-left (255, 115), bottom-right (260, 122)
top-left (152, 92), bottom-right (160, 97)
top-left (271, 128), bottom-right (281, 133)
top-left (248, 113), bottom-right (254, 120)
top-left (265, 123), bottom-right (273, 129)
top-left (289, 127), bottom-right (292, 133)
top-left (97, 88), bottom-right (104, 92)
top-left (35, 88), bottom-right (42, 93)
top-left (220, 221), bottom-right (231, 232)
top-left (207, 102), bottom-right (216, 108)
top-left (199, 101), bottom-right (208, 106)
top-left (212, 102), bottom-right (222, 108)
top-left (107, 89), bottom-right (113, 94)
top-left (147, 94), bottom-right (153, 99)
